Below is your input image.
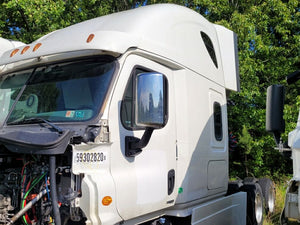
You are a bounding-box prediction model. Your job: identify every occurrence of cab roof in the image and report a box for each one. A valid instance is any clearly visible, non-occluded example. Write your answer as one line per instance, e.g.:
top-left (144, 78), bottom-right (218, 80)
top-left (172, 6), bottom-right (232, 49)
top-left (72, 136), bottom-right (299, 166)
top-left (0, 4), bottom-right (239, 91)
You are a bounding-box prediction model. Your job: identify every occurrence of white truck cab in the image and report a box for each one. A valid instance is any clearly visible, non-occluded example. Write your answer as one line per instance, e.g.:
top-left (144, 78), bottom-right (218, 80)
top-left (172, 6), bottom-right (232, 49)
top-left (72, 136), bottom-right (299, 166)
top-left (0, 4), bottom-right (256, 225)
top-left (0, 38), bottom-right (24, 55)
top-left (267, 70), bottom-right (300, 223)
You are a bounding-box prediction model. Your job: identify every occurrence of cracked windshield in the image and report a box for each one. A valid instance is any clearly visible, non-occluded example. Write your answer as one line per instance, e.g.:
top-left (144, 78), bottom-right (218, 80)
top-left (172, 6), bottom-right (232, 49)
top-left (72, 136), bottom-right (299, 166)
top-left (0, 57), bottom-right (115, 126)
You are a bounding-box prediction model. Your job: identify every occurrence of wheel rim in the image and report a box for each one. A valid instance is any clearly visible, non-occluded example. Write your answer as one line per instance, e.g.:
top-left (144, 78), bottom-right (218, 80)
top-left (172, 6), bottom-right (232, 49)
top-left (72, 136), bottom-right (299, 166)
top-left (255, 192), bottom-right (263, 223)
top-left (268, 188), bottom-right (275, 213)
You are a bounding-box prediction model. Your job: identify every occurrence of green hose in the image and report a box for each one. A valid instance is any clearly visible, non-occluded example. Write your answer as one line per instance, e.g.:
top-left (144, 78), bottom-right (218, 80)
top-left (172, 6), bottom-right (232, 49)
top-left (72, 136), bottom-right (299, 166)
top-left (21, 173), bottom-right (46, 225)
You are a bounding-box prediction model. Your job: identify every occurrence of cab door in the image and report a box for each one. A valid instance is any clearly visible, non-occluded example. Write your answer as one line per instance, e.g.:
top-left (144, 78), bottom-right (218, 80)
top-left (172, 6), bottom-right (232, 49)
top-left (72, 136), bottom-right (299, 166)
top-left (109, 54), bottom-right (177, 220)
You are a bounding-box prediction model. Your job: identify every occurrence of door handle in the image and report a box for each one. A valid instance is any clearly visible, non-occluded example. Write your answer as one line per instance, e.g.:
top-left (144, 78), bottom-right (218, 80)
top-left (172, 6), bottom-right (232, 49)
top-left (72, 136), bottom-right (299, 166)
top-left (168, 169), bottom-right (175, 195)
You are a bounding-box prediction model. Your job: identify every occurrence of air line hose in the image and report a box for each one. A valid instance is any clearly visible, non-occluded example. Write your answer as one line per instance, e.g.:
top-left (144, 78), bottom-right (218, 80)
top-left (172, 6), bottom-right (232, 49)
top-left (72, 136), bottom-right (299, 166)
top-left (50, 155), bottom-right (62, 225)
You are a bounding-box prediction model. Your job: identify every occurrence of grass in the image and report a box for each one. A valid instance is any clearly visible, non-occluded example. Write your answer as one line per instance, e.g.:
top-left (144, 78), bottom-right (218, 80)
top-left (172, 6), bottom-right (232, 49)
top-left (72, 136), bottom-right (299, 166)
top-left (263, 180), bottom-right (286, 225)
top-left (263, 179), bottom-right (299, 225)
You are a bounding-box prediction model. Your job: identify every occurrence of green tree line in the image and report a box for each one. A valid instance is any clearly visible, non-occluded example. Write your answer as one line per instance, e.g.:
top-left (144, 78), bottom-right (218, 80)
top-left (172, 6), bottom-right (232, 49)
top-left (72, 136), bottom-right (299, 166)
top-left (0, 0), bottom-right (299, 179)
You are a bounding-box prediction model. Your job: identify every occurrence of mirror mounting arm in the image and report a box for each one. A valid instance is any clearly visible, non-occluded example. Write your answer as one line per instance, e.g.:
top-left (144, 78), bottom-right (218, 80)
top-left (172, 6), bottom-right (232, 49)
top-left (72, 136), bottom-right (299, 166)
top-left (125, 127), bottom-right (154, 157)
top-left (273, 131), bottom-right (282, 146)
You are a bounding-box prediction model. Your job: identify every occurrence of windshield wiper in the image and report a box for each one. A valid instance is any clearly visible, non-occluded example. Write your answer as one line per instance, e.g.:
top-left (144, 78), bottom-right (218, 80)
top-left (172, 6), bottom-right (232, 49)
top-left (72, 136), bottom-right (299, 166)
top-left (7, 117), bottom-right (63, 134)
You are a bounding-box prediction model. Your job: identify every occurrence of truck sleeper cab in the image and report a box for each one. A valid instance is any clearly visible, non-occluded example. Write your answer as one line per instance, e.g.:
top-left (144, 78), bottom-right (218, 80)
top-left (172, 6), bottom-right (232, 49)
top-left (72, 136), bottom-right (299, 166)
top-left (0, 4), bottom-right (246, 225)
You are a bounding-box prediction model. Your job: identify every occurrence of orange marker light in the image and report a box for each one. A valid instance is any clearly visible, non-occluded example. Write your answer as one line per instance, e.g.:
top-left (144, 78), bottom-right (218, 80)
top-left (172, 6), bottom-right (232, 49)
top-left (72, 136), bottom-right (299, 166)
top-left (10, 49), bottom-right (19, 57)
top-left (33, 43), bottom-right (42, 52)
top-left (102, 196), bottom-right (112, 206)
top-left (21, 46), bottom-right (30, 55)
top-left (86, 34), bottom-right (95, 43)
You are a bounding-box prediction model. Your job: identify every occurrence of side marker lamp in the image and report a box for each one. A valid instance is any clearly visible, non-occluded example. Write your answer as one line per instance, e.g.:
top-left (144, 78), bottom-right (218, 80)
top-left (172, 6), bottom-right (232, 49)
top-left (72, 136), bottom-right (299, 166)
top-left (102, 196), bottom-right (112, 206)
top-left (10, 49), bottom-right (19, 57)
top-left (21, 46), bottom-right (30, 55)
top-left (33, 43), bottom-right (42, 52)
top-left (86, 34), bottom-right (95, 43)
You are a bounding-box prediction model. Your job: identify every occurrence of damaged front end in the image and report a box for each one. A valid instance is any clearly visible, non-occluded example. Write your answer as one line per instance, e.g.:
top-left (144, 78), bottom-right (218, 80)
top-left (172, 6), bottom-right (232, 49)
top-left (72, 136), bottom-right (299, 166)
top-left (0, 56), bottom-right (117, 225)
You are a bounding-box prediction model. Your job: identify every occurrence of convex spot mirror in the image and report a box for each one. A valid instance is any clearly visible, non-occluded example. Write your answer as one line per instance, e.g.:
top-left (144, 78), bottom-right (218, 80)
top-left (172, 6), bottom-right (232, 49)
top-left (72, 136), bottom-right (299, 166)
top-left (135, 72), bottom-right (167, 129)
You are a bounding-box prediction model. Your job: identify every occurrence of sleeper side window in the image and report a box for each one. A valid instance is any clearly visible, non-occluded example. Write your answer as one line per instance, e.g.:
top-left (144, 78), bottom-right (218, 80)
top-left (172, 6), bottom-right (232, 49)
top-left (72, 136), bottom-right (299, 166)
top-left (201, 31), bottom-right (218, 68)
top-left (213, 102), bottom-right (223, 141)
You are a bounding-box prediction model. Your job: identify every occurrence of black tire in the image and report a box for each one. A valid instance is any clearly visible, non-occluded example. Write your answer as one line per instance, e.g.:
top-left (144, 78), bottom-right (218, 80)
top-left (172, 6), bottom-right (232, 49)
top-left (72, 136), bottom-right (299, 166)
top-left (227, 180), bottom-right (243, 195)
top-left (258, 177), bottom-right (276, 214)
top-left (167, 216), bottom-right (191, 225)
top-left (243, 177), bottom-right (259, 184)
top-left (241, 183), bottom-right (264, 225)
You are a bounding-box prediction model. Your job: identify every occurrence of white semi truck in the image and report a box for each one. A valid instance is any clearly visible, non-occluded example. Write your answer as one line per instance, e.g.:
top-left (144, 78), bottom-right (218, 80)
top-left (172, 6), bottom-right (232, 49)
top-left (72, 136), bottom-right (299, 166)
top-left (0, 4), bottom-right (273, 225)
top-left (0, 38), bottom-right (24, 56)
top-left (0, 38), bottom-right (25, 127)
top-left (0, 37), bottom-right (25, 74)
top-left (267, 70), bottom-right (300, 223)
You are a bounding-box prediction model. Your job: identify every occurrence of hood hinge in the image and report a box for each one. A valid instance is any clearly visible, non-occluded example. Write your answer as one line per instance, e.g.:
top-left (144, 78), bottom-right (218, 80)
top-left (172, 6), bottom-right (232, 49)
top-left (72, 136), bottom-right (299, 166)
top-left (95, 119), bottom-right (110, 144)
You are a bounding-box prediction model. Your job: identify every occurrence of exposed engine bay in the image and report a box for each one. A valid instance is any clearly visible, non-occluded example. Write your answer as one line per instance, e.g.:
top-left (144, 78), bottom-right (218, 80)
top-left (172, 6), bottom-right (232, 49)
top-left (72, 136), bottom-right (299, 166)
top-left (0, 57), bottom-right (116, 225)
top-left (0, 146), bottom-right (85, 225)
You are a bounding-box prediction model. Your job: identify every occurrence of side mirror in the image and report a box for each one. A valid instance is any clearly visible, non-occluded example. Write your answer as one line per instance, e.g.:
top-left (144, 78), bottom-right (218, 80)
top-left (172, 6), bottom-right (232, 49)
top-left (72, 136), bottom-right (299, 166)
top-left (135, 72), bottom-right (167, 128)
top-left (266, 84), bottom-right (285, 145)
top-left (125, 72), bottom-right (167, 157)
